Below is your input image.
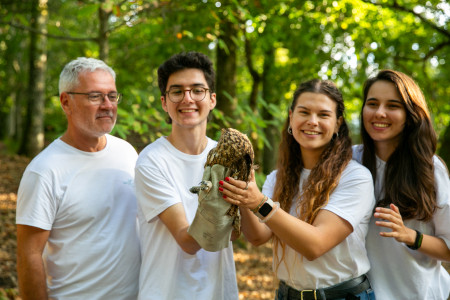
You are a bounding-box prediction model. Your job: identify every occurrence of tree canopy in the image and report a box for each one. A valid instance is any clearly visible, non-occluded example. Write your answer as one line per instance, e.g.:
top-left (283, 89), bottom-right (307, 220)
top-left (1, 0), bottom-right (449, 168)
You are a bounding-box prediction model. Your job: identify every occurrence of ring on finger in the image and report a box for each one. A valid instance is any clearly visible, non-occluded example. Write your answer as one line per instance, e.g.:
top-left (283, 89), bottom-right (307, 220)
top-left (244, 182), bottom-right (249, 190)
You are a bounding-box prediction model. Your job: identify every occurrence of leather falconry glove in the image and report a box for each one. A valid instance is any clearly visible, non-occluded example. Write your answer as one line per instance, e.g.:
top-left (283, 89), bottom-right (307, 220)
top-left (188, 128), bottom-right (254, 252)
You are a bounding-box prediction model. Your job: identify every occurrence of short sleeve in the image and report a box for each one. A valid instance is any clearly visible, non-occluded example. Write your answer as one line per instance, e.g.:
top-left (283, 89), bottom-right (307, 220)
top-left (262, 170), bottom-right (277, 199)
top-left (16, 171), bottom-right (56, 230)
top-left (135, 164), bottom-right (181, 222)
top-left (432, 157), bottom-right (450, 248)
top-left (323, 162), bottom-right (375, 229)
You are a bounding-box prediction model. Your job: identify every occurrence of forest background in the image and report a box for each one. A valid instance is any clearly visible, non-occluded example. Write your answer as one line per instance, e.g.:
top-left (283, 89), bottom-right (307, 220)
top-left (0, 0), bottom-right (449, 299)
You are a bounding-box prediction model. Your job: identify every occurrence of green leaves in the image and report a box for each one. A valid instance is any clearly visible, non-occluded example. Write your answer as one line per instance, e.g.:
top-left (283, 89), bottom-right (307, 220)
top-left (0, 0), bottom-right (449, 164)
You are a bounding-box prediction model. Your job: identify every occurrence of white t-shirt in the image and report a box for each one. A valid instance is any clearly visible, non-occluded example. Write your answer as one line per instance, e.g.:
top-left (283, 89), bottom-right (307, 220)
top-left (262, 160), bottom-right (375, 290)
top-left (135, 136), bottom-right (238, 300)
top-left (16, 134), bottom-right (141, 300)
top-left (353, 145), bottom-right (450, 300)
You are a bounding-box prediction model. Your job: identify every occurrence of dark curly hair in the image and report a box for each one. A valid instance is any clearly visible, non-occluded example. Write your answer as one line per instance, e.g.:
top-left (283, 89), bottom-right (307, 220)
top-left (272, 79), bottom-right (352, 270)
top-left (273, 79), bottom-right (352, 224)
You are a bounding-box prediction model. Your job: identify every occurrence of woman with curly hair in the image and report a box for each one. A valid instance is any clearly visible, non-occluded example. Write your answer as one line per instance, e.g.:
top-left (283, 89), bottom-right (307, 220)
top-left (220, 79), bottom-right (376, 299)
top-left (353, 69), bottom-right (450, 299)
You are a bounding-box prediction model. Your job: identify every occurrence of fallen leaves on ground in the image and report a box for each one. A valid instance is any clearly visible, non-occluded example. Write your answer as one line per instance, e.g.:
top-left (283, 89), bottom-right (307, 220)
top-left (0, 153), bottom-right (279, 300)
top-left (0, 153), bottom-right (29, 300)
top-left (1, 153), bottom-right (449, 300)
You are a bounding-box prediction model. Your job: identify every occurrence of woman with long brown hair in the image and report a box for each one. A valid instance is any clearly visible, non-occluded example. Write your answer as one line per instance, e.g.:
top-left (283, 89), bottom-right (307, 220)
top-left (353, 69), bottom-right (450, 299)
top-left (220, 79), bottom-right (376, 299)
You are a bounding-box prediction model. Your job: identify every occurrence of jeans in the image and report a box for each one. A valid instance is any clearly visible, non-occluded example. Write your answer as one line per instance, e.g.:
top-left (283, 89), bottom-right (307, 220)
top-left (275, 286), bottom-right (376, 300)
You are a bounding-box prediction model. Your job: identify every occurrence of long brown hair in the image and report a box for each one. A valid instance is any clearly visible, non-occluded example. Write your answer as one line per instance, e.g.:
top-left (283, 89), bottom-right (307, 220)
top-left (360, 69), bottom-right (438, 221)
top-left (272, 79), bottom-right (352, 268)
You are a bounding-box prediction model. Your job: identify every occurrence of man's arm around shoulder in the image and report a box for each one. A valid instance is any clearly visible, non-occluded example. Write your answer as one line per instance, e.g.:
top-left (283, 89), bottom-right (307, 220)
top-left (17, 224), bottom-right (50, 300)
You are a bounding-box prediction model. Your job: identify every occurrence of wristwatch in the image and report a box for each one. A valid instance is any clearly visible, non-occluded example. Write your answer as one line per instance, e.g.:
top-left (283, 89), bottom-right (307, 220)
top-left (255, 197), bottom-right (275, 219)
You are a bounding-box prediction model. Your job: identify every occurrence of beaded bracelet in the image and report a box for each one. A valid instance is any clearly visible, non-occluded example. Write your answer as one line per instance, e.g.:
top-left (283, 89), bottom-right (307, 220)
top-left (252, 195), bottom-right (268, 214)
top-left (259, 202), bottom-right (280, 223)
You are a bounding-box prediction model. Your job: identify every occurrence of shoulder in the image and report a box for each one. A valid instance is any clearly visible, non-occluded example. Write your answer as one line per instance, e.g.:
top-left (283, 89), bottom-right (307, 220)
top-left (351, 144), bottom-right (364, 163)
top-left (265, 170), bottom-right (278, 184)
top-left (342, 160), bottom-right (372, 180)
top-left (24, 139), bottom-right (65, 173)
top-left (433, 155), bottom-right (450, 206)
top-left (137, 137), bottom-right (167, 160)
top-left (433, 155), bottom-right (449, 177)
top-left (335, 160), bottom-right (374, 191)
top-left (106, 134), bottom-right (137, 154)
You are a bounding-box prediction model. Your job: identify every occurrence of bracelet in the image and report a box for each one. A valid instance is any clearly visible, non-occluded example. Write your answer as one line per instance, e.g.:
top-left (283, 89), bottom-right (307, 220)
top-left (259, 202), bottom-right (280, 223)
top-left (407, 230), bottom-right (423, 250)
top-left (252, 195), bottom-right (267, 213)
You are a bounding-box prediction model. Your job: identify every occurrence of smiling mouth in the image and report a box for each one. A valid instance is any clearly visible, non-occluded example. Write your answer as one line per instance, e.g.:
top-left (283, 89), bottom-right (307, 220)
top-left (96, 114), bottom-right (113, 119)
top-left (373, 123), bottom-right (389, 128)
top-left (303, 130), bottom-right (320, 135)
top-left (180, 109), bottom-right (197, 113)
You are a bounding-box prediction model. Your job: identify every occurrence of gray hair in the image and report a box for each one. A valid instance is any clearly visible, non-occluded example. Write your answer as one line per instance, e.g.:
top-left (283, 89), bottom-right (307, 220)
top-left (59, 57), bottom-right (116, 95)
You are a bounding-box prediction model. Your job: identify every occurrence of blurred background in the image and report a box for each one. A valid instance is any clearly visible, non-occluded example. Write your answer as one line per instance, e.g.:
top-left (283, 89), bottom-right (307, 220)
top-left (0, 0), bottom-right (449, 299)
top-left (0, 0), bottom-right (449, 167)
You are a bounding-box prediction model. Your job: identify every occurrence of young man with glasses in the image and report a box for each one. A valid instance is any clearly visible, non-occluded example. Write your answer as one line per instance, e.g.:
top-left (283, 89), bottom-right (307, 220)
top-left (16, 57), bottom-right (140, 299)
top-left (135, 51), bottom-right (239, 300)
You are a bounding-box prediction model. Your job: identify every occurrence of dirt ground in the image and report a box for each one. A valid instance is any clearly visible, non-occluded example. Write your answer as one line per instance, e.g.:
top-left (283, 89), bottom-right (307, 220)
top-left (0, 153), bottom-right (276, 300)
top-left (0, 152), bottom-right (449, 300)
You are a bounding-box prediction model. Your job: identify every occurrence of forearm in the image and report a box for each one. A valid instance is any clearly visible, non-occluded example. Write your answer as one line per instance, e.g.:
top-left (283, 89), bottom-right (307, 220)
top-left (177, 225), bottom-right (202, 255)
top-left (265, 210), bottom-right (325, 260)
top-left (16, 225), bottom-right (50, 300)
top-left (376, 205), bottom-right (450, 261)
top-left (408, 231), bottom-right (450, 261)
top-left (239, 207), bottom-right (272, 246)
top-left (159, 203), bottom-right (201, 255)
top-left (17, 253), bottom-right (48, 300)
top-left (265, 209), bottom-right (352, 261)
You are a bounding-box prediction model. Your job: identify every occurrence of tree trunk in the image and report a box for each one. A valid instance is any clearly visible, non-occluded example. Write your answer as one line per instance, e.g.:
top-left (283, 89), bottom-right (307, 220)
top-left (19, 0), bottom-right (48, 157)
top-left (244, 37), bottom-right (260, 111)
top-left (244, 36), bottom-right (262, 164)
top-left (98, 1), bottom-right (110, 61)
top-left (214, 16), bottom-right (238, 130)
top-left (261, 47), bottom-right (279, 174)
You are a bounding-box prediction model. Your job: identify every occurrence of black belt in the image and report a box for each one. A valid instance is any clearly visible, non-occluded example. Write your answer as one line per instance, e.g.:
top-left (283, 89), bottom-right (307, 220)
top-left (278, 274), bottom-right (371, 300)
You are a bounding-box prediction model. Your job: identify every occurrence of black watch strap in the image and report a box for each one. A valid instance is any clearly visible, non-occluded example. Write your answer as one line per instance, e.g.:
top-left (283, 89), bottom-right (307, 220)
top-left (407, 230), bottom-right (423, 250)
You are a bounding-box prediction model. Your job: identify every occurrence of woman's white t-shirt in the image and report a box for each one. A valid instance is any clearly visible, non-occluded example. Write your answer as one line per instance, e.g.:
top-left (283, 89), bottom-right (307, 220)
top-left (262, 160), bottom-right (375, 290)
top-left (353, 145), bottom-right (450, 300)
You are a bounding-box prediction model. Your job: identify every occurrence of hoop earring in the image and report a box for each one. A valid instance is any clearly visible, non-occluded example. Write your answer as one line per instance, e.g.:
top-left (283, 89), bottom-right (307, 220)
top-left (333, 132), bottom-right (339, 139)
top-left (288, 126), bottom-right (293, 135)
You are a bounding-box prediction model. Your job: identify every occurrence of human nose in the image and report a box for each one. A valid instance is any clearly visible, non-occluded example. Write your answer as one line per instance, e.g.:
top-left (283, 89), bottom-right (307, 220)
top-left (181, 89), bottom-right (194, 103)
top-left (307, 114), bottom-right (318, 125)
top-left (99, 94), bottom-right (114, 108)
top-left (374, 105), bottom-right (386, 118)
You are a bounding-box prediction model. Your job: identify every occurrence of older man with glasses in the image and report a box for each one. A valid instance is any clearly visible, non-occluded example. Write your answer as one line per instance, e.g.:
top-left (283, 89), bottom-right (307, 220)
top-left (16, 57), bottom-right (140, 300)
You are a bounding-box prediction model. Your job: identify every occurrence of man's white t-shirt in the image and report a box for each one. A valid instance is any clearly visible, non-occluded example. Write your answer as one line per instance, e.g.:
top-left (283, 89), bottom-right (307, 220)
top-left (353, 145), bottom-right (450, 300)
top-left (262, 160), bottom-right (375, 290)
top-left (16, 134), bottom-right (141, 299)
top-left (135, 136), bottom-right (238, 300)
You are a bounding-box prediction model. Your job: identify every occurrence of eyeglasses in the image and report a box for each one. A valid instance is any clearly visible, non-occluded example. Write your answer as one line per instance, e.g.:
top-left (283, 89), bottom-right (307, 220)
top-left (67, 92), bottom-right (122, 105)
top-left (165, 87), bottom-right (209, 103)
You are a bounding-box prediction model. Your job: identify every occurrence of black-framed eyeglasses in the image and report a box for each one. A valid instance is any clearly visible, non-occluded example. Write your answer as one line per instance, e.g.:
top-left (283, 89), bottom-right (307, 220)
top-left (164, 87), bottom-right (209, 103)
top-left (67, 92), bottom-right (122, 105)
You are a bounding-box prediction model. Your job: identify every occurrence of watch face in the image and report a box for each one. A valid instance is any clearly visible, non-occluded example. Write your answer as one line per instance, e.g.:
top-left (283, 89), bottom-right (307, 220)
top-left (259, 202), bottom-right (273, 217)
